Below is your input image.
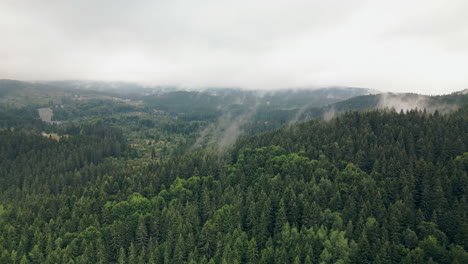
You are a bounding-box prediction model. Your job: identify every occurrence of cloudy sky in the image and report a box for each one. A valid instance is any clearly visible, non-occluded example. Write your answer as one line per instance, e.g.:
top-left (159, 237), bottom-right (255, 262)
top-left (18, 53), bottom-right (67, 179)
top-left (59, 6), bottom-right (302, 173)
top-left (0, 0), bottom-right (467, 94)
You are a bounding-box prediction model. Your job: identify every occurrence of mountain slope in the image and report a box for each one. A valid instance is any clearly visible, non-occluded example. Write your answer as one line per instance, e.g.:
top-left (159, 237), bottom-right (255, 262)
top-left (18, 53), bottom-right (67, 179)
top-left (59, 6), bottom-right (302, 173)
top-left (1, 105), bottom-right (467, 263)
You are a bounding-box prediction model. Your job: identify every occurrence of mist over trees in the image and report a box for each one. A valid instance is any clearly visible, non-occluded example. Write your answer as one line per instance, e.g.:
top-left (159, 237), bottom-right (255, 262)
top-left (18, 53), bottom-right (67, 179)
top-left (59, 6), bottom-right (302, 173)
top-left (0, 82), bottom-right (467, 263)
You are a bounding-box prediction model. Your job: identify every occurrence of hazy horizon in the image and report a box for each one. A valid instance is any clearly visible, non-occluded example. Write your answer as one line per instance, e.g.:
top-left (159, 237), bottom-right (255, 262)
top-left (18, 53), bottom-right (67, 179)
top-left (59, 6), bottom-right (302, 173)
top-left (1, 0), bottom-right (467, 94)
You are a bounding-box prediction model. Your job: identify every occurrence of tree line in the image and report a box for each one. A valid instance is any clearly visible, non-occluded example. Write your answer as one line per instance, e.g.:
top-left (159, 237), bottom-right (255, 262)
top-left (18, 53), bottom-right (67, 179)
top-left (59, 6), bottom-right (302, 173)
top-left (0, 106), bottom-right (466, 263)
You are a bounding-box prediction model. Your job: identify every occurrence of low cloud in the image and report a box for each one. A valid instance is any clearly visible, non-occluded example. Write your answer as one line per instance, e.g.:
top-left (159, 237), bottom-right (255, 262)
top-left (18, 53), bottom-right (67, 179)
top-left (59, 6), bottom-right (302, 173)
top-left (190, 98), bottom-right (259, 152)
top-left (0, 1), bottom-right (467, 94)
top-left (377, 93), bottom-right (460, 113)
top-left (377, 93), bottom-right (429, 112)
top-left (322, 107), bottom-right (336, 122)
top-left (289, 103), bottom-right (311, 125)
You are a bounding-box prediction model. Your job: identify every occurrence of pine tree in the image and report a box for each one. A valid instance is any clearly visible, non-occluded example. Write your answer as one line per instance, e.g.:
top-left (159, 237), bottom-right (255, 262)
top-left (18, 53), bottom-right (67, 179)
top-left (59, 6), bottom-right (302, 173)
top-left (275, 199), bottom-right (288, 235)
top-left (135, 216), bottom-right (148, 250)
top-left (118, 247), bottom-right (126, 264)
top-left (247, 238), bottom-right (258, 264)
top-left (128, 243), bottom-right (137, 264)
top-left (173, 234), bottom-right (185, 263)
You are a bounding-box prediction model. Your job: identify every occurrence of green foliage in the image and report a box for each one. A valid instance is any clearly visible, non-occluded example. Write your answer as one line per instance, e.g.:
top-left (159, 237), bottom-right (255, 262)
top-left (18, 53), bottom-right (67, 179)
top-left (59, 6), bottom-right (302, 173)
top-left (0, 94), bottom-right (467, 263)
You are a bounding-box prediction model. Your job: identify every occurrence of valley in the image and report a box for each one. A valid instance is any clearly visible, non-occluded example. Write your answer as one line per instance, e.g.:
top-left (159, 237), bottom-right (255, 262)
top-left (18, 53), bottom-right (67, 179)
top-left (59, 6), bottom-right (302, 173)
top-left (0, 80), bottom-right (467, 263)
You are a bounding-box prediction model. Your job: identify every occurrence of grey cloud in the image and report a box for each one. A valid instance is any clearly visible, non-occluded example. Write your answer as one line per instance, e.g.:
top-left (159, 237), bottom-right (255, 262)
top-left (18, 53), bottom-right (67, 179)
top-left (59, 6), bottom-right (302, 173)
top-left (0, 0), bottom-right (467, 94)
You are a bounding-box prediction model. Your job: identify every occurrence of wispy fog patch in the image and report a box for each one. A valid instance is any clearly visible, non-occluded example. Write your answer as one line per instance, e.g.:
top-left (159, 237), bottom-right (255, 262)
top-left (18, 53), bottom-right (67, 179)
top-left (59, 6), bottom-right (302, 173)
top-left (190, 122), bottom-right (215, 151)
top-left (38, 108), bottom-right (53, 123)
top-left (231, 95), bottom-right (247, 105)
top-left (289, 103), bottom-right (311, 125)
top-left (216, 114), bottom-right (246, 151)
top-left (217, 102), bottom-right (260, 151)
top-left (377, 93), bottom-right (429, 112)
top-left (377, 93), bottom-right (461, 113)
top-left (322, 106), bottom-right (336, 122)
top-left (424, 101), bottom-right (461, 113)
top-left (190, 99), bottom-right (260, 152)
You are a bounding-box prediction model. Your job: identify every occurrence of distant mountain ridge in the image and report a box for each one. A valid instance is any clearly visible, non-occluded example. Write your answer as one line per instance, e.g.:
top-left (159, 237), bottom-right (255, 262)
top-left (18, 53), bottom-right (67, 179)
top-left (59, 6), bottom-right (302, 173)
top-left (2, 79), bottom-right (467, 123)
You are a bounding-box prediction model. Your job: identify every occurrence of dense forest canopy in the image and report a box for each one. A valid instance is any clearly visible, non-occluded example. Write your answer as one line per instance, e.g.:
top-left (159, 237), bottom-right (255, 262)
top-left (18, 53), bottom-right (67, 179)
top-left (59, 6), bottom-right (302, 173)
top-left (0, 81), bottom-right (467, 263)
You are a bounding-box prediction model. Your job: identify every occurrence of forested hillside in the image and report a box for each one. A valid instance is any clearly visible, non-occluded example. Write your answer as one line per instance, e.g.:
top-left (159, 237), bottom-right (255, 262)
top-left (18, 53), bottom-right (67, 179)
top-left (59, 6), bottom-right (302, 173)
top-left (2, 0), bottom-right (468, 262)
top-left (0, 80), bottom-right (376, 153)
top-left (0, 101), bottom-right (467, 263)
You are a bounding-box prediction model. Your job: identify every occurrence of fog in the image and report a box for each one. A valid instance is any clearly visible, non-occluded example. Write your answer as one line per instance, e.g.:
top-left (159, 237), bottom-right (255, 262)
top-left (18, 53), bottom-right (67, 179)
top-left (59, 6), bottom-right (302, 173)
top-left (190, 100), bottom-right (259, 151)
top-left (377, 93), bottom-right (460, 113)
top-left (378, 93), bottom-right (429, 112)
top-left (1, 0), bottom-right (468, 94)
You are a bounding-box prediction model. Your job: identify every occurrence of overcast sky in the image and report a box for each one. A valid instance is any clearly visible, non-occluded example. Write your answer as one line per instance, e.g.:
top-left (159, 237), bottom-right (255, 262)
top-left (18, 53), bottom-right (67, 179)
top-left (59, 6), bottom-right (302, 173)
top-left (1, 0), bottom-right (467, 94)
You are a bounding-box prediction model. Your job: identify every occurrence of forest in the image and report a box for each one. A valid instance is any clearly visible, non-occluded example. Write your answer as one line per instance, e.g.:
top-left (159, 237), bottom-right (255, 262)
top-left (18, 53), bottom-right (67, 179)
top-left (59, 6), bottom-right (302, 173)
top-left (0, 83), bottom-right (467, 263)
